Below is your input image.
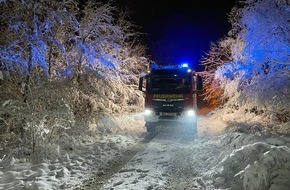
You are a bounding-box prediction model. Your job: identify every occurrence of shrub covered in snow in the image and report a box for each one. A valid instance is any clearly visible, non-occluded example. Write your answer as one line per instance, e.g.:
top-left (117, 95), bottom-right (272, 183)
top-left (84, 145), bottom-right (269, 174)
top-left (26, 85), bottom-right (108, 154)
top-left (199, 133), bottom-right (290, 190)
top-left (201, 0), bottom-right (290, 134)
top-left (0, 0), bottom-right (149, 156)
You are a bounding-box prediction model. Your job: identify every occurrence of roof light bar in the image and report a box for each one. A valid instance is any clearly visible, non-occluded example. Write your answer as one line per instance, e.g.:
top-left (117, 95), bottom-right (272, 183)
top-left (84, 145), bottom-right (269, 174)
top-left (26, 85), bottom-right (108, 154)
top-left (181, 63), bottom-right (189, 68)
top-left (150, 63), bottom-right (191, 70)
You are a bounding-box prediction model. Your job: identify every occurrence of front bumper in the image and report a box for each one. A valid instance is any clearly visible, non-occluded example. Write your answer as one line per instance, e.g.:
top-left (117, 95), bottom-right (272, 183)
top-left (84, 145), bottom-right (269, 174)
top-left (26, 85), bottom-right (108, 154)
top-left (143, 109), bottom-right (196, 123)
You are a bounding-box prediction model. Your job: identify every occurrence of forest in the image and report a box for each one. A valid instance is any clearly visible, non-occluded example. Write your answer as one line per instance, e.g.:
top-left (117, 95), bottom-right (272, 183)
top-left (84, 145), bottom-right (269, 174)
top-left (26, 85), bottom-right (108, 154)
top-left (0, 0), bottom-right (289, 159)
top-left (201, 0), bottom-right (290, 135)
top-left (0, 0), bottom-right (149, 153)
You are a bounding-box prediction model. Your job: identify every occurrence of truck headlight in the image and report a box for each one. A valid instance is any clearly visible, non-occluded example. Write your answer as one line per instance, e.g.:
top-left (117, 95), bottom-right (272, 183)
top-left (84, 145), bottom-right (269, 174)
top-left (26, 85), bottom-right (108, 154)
top-left (186, 109), bottom-right (195, 116)
top-left (144, 109), bottom-right (153, 116)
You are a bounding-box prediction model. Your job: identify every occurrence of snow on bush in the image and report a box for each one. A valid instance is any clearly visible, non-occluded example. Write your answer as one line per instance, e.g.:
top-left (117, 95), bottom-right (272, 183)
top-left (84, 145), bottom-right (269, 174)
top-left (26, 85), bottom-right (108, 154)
top-left (202, 0), bottom-right (290, 134)
top-left (200, 133), bottom-right (290, 190)
top-left (215, 142), bottom-right (289, 189)
top-left (0, 0), bottom-right (149, 161)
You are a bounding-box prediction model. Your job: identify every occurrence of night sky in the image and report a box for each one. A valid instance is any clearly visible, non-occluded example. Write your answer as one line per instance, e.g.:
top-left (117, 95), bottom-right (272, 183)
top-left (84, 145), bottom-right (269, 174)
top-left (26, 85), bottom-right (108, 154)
top-left (118, 0), bottom-right (238, 70)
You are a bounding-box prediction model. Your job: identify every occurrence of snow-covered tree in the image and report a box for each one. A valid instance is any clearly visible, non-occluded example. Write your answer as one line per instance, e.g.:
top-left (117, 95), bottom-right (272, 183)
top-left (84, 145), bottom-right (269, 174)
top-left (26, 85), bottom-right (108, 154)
top-left (65, 1), bottom-right (125, 82)
top-left (0, 0), bottom-right (79, 151)
top-left (0, 0), bottom-right (79, 96)
top-left (200, 38), bottom-right (233, 107)
top-left (0, 0), bottom-right (149, 152)
top-left (202, 0), bottom-right (290, 134)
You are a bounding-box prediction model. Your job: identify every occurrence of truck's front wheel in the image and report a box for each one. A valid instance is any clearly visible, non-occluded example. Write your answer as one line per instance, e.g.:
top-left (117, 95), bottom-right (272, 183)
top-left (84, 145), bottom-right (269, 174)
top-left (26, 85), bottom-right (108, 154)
top-left (145, 122), bottom-right (156, 133)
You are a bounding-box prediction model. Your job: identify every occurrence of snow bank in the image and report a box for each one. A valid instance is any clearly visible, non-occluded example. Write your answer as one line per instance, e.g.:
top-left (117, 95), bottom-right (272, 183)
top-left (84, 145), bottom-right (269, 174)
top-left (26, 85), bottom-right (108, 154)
top-left (200, 133), bottom-right (290, 190)
top-left (0, 133), bottom-right (140, 190)
top-left (215, 142), bottom-right (290, 189)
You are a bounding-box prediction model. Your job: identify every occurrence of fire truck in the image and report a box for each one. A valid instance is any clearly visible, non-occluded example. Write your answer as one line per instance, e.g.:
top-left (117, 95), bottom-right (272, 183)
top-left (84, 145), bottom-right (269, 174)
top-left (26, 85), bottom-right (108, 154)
top-left (139, 64), bottom-right (200, 135)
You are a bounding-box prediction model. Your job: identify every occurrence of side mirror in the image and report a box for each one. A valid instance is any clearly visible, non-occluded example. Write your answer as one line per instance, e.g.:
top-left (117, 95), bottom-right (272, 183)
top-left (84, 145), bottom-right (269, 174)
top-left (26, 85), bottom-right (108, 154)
top-left (138, 77), bottom-right (144, 91)
top-left (197, 75), bottom-right (203, 91)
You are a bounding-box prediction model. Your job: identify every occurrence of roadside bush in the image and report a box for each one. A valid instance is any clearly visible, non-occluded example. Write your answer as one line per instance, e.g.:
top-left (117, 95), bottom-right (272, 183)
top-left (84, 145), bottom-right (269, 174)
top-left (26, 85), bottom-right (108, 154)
top-left (201, 0), bottom-right (290, 134)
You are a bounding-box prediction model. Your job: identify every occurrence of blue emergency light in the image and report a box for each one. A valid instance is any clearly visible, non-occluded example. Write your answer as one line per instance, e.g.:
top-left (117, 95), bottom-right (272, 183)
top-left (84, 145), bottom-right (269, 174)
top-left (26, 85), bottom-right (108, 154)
top-left (150, 63), bottom-right (190, 70)
top-left (181, 63), bottom-right (189, 68)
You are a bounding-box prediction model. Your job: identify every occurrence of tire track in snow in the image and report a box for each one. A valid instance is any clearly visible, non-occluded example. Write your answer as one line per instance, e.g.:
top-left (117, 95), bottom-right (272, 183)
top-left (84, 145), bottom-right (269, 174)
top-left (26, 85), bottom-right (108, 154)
top-left (73, 133), bottom-right (157, 190)
top-left (100, 124), bottom-right (196, 190)
top-left (100, 137), bottom-right (175, 189)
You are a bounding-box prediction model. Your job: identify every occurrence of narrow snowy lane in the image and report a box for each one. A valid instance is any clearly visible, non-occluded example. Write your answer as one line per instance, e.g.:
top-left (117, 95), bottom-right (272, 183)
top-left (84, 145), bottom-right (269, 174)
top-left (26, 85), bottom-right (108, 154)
top-left (101, 136), bottom-right (174, 189)
top-left (100, 124), bottom-right (198, 190)
top-left (75, 121), bottom-right (290, 190)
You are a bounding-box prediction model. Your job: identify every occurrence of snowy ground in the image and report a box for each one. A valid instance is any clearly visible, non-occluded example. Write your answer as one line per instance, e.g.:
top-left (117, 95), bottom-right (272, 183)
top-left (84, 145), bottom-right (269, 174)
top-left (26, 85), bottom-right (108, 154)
top-left (99, 117), bottom-right (290, 190)
top-left (0, 134), bottom-right (141, 190)
top-left (1, 111), bottom-right (290, 190)
top-left (0, 113), bottom-right (146, 190)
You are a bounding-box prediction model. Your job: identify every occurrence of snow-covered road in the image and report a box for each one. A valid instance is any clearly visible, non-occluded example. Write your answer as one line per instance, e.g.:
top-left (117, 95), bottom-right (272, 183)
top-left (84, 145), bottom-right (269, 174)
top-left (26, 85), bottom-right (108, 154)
top-left (101, 125), bottom-right (184, 190)
top-left (78, 124), bottom-right (208, 190)
top-left (2, 114), bottom-right (290, 190)
top-left (77, 122), bottom-right (290, 190)
top-left (101, 135), bottom-right (174, 189)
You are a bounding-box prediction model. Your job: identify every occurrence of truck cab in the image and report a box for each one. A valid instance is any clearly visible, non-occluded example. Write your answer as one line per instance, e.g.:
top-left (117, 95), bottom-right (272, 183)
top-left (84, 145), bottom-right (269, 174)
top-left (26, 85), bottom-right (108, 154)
top-left (139, 64), bottom-right (200, 135)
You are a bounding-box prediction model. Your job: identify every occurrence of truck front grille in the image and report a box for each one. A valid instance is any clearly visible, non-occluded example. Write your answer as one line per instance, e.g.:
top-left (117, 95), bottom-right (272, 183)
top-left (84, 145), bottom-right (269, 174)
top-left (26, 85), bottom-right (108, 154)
top-left (152, 99), bottom-right (185, 113)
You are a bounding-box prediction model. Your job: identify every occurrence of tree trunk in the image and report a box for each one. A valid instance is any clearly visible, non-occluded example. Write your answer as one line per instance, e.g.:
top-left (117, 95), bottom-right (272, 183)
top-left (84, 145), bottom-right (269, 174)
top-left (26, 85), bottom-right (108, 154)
top-left (23, 44), bottom-right (33, 103)
top-left (48, 43), bottom-right (52, 78)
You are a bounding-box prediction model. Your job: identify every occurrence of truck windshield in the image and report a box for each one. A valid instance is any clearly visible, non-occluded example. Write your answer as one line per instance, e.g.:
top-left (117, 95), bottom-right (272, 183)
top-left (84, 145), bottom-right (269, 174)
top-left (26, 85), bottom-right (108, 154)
top-left (148, 77), bottom-right (190, 93)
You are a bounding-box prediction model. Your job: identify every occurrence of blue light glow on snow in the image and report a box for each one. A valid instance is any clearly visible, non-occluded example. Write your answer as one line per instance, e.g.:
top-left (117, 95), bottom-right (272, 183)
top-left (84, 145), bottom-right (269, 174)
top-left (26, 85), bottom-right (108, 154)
top-left (100, 57), bottom-right (115, 69)
top-left (64, 67), bottom-right (73, 76)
